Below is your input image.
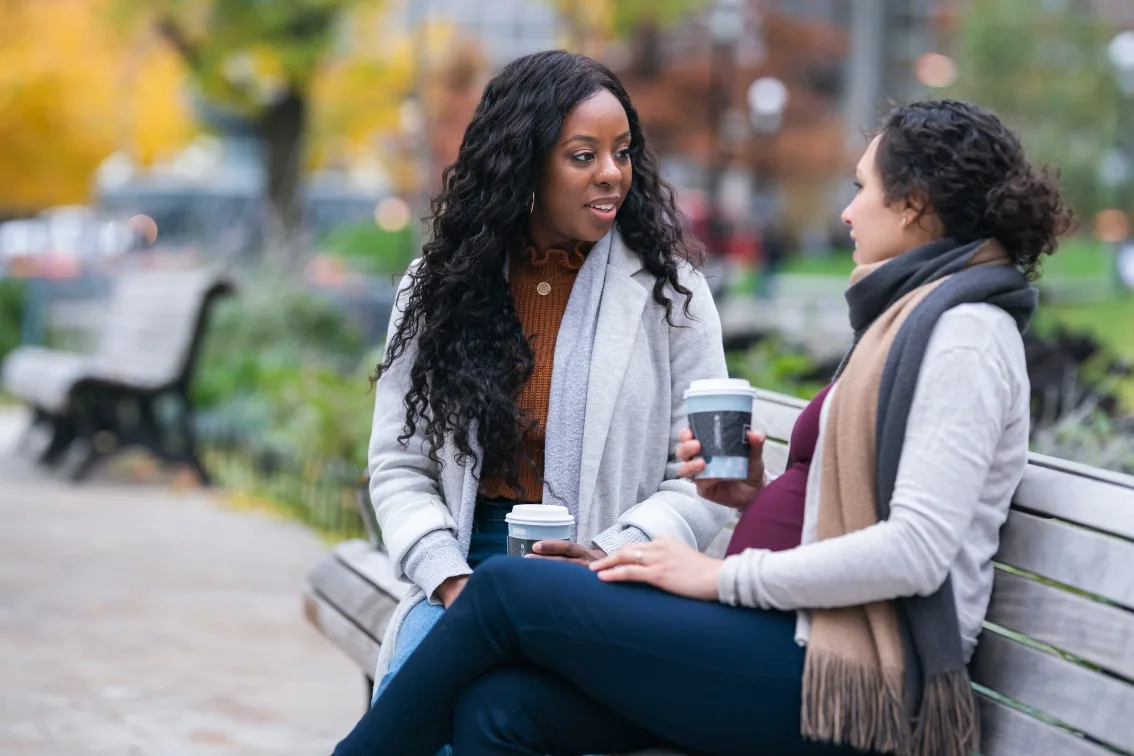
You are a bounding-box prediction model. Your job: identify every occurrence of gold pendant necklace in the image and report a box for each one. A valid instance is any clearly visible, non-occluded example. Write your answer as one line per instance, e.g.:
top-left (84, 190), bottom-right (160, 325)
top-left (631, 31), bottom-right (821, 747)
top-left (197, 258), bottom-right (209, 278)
top-left (536, 269), bottom-right (567, 296)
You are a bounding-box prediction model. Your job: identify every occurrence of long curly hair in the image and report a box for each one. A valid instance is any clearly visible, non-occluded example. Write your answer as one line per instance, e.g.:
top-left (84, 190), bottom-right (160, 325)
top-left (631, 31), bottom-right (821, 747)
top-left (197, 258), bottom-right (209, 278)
top-left (375, 50), bottom-right (698, 491)
top-left (875, 100), bottom-right (1074, 280)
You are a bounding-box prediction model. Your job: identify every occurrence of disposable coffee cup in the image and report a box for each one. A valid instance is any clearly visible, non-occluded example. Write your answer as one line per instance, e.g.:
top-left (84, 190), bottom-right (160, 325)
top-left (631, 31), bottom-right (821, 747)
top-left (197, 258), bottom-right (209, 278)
top-left (684, 378), bottom-right (758, 480)
top-left (505, 504), bottom-right (575, 558)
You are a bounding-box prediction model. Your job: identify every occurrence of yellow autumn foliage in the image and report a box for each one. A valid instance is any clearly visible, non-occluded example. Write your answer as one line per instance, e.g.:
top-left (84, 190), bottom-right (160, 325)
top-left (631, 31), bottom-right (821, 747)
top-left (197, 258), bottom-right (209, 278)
top-left (309, 5), bottom-right (414, 171)
top-left (0, 0), bottom-right (414, 213)
top-left (0, 0), bottom-right (193, 213)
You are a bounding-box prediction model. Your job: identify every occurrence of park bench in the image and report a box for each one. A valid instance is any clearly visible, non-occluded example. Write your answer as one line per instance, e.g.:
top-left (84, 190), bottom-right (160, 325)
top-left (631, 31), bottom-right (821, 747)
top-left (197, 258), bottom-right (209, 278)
top-left (1, 267), bottom-right (234, 483)
top-left (304, 388), bottom-right (1134, 756)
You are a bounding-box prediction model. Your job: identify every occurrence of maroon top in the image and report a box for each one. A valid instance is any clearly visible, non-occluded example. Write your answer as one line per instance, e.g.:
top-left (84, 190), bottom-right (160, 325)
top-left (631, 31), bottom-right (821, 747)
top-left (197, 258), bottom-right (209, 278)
top-left (725, 383), bottom-right (834, 556)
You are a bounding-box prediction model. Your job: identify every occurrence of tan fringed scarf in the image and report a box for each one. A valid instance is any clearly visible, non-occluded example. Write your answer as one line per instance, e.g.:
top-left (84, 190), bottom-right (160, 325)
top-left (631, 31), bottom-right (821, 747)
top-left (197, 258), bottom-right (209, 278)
top-left (801, 238), bottom-right (1035, 756)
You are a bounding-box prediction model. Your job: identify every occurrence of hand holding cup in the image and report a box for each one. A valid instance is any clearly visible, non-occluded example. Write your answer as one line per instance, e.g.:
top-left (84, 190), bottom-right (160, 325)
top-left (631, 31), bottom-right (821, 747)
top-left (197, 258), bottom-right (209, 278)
top-left (528, 540), bottom-right (605, 565)
top-left (676, 427), bottom-right (766, 509)
top-left (678, 378), bottom-right (766, 510)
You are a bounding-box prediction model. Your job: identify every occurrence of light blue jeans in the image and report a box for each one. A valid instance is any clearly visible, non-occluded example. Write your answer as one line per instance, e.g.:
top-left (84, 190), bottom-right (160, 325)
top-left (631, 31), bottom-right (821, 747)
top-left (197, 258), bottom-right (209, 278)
top-left (372, 599), bottom-right (445, 704)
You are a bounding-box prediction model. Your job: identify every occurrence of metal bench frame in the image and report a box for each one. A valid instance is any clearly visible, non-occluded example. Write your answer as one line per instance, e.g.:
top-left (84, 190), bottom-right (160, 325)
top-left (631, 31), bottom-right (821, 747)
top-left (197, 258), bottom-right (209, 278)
top-left (2, 270), bottom-right (233, 482)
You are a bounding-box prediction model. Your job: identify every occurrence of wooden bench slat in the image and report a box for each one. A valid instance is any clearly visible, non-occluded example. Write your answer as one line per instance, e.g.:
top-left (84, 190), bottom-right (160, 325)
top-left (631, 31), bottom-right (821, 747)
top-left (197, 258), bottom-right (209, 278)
top-left (334, 540), bottom-right (410, 602)
top-left (302, 590), bottom-right (381, 675)
top-left (978, 694), bottom-right (1114, 756)
top-left (997, 510), bottom-right (1134, 608)
top-left (1028, 451), bottom-right (1134, 489)
top-left (762, 440), bottom-right (789, 478)
top-left (971, 632), bottom-right (1134, 752)
top-left (1014, 463), bottom-right (1134, 541)
top-left (987, 570), bottom-right (1134, 680)
top-left (705, 514), bottom-right (739, 559)
top-left (309, 553), bottom-right (399, 642)
top-left (751, 393), bottom-right (805, 442)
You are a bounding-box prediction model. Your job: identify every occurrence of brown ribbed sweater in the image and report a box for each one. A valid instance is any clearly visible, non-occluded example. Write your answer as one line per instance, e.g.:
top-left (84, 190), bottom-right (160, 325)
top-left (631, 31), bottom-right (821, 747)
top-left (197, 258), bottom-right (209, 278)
top-left (479, 239), bottom-right (592, 502)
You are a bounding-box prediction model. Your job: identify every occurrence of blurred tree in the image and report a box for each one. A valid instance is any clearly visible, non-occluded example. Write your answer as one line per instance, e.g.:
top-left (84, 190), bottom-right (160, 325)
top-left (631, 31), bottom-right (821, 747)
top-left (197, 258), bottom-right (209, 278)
top-left (419, 32), bottom-right (487, 193)
top-left (556, 0), bottom-right (710, 64)
top-left (945, 0), bottom-right (1121, 219)
top-left (115, 0), bottom-right (409, 255)
top-left (0, 0), bottom-right (192, 213)
top-left (607, 0), bottom-right (713, 37)
top-left (307, 4), bottom-right (414, 183)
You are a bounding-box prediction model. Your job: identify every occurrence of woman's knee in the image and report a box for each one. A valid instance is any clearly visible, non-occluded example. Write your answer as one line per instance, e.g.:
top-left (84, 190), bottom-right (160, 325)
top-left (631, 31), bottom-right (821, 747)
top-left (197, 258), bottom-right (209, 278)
top-left (451, 668), bottom-right (548, 754)
top-left (467, 554), bottom-right (524, 583)
top-left (464, 554), bottom-right (578, 606)
top-left (470, 554), bottom-right (596, 592)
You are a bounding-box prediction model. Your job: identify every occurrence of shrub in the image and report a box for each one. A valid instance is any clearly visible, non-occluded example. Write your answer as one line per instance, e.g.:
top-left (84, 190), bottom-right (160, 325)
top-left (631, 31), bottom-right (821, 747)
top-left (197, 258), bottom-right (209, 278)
top-left (0, 279), bottom-right (25, 363)
top-left (192, 276), bottom-right (377, 537)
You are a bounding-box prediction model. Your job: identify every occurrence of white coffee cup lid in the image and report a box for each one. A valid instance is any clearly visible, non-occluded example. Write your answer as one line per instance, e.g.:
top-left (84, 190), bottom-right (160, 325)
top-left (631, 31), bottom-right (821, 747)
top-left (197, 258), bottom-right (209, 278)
top-left (683, 378), bottom-right (758, 399)
top-left (505, 504), bottom-right (575, 526)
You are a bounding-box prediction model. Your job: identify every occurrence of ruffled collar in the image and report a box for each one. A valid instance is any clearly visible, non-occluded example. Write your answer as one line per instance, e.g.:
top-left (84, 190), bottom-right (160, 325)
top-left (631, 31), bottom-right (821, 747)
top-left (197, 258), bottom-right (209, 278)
top-left (519, 236), bottom-right (593, 271)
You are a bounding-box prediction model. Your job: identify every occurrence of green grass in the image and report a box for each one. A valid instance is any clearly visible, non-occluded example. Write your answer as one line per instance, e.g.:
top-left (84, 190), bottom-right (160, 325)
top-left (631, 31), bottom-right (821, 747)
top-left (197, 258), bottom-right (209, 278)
top-left (1039, 237), bottom-right (1116, 277)
top-left (780, 238), bottom-right (1115, 278)
top-left (779, 250), bottom-right (855, 277)
top-left (317, 222), bottom-right (415, 277)
top-left (1035, 296), bottom-right (1134, 361)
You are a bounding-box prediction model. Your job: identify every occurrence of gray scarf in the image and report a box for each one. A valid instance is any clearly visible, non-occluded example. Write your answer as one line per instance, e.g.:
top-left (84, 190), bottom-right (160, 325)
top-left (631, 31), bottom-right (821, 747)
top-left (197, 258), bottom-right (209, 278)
top-left (541, 229), bottom-right (613, 534)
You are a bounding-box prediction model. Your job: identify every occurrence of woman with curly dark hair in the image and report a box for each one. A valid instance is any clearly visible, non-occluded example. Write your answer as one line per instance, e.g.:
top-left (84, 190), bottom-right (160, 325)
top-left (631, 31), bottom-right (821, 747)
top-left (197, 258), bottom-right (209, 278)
top-left (334, 100), bottom-right (1074, 756)
top-left (334, 50), bottom-right (732, 753)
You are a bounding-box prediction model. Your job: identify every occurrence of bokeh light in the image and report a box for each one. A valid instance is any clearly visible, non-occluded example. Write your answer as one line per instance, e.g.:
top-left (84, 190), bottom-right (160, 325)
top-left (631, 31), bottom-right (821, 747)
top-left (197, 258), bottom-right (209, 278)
top-left (1093, 208), bottom-right (1131, 243)
top-left (914, 53), bottom-right (958, 88)
top-left (375, 197), bottom-right (411, 232)
top-left (127, 214), bottom-right (159, 245)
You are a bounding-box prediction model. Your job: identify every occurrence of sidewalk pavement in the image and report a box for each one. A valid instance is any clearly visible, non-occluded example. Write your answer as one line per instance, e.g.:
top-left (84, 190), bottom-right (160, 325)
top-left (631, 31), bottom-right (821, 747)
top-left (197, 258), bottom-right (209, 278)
top-left (0, 407), bottom-right (363, 755)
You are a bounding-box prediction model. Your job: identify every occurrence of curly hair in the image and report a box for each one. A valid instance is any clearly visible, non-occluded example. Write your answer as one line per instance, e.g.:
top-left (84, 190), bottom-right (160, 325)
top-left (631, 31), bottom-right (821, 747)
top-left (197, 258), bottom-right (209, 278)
top-left (874, 99), bottom-right (1074, 280)
top-left (374, 50), bottom-right (698, 492)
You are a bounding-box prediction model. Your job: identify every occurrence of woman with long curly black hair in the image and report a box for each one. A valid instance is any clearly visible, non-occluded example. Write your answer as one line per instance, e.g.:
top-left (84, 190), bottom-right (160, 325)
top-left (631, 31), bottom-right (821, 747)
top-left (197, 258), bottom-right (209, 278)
top-left (336, 50), bottom-right (732, 753)
top-left (336, 99), bottom-right (1074, 756)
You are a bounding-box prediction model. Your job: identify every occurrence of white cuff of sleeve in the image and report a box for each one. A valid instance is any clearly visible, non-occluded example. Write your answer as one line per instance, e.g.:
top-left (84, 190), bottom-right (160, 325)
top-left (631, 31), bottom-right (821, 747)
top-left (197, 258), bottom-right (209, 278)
top-left (717, 549), bottom-right (770, 608)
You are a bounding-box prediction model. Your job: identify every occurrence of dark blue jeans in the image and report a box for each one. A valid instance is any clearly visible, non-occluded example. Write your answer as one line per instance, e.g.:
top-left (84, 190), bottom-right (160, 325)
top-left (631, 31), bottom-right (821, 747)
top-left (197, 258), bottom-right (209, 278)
top-left (369, 505), bottom-right (512, 756)
top-left (334, 557), bottom-right (869, 756)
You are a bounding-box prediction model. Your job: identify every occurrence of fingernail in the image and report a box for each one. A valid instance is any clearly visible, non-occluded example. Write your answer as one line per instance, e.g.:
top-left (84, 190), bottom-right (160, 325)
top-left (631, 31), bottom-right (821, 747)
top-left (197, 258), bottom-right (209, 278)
top-left (533, 543), bottom-right (542, 552)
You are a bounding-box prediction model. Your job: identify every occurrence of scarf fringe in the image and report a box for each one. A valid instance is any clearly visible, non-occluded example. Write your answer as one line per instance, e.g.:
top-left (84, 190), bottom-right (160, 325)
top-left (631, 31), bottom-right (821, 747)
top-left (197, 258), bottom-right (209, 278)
top-left (911, 669), bottom-right (981, 756)
top-left (801, 651), bottom-right (908, 754)
top-left (802, 653), bottom-right (981, 756)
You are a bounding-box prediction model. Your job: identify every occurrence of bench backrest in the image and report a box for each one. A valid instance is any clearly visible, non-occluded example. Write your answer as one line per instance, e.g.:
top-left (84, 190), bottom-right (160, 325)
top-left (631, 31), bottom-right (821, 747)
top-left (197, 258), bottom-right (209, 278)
top-left (747, 389), bottom-right (1134, 756)
top-left (92, 267), bottom-right (233, 390)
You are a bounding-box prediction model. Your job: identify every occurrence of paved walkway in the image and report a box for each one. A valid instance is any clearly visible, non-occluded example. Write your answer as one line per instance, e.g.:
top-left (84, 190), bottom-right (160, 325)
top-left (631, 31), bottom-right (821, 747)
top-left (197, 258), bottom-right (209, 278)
top-left (0, 408), bottom-right (362, 755)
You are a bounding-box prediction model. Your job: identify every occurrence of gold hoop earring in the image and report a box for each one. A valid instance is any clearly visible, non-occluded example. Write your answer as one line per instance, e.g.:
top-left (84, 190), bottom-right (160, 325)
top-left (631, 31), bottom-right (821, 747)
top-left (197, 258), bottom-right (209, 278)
top-left (530, 193), bottom-right (535, 215)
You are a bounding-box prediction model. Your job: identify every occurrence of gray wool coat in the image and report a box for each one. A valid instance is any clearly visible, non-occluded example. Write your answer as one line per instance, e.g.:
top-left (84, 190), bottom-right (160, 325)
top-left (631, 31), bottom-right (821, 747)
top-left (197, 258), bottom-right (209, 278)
top-left (366, 231), bottom-right (732, 682)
